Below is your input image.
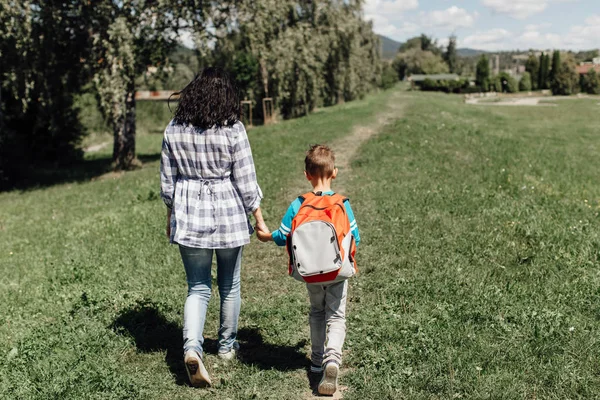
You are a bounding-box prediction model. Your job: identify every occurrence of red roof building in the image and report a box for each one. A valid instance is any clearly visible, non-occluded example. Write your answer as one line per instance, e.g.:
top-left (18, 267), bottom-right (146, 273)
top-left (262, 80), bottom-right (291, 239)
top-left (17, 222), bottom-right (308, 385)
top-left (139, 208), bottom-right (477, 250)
top-left (576, 64), bottom-right (600, 75)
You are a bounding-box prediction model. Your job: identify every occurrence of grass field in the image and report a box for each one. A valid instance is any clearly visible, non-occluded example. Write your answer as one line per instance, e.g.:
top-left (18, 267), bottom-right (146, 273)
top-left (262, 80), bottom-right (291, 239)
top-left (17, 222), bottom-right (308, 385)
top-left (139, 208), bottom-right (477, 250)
top-left (1, 87), bottom-right (600, 399)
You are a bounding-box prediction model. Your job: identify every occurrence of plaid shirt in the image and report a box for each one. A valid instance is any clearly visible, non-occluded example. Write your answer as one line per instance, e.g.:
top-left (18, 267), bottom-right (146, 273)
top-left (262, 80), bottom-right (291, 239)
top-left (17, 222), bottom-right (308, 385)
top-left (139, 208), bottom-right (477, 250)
top-left (160, 120), bottom-right (263, 249)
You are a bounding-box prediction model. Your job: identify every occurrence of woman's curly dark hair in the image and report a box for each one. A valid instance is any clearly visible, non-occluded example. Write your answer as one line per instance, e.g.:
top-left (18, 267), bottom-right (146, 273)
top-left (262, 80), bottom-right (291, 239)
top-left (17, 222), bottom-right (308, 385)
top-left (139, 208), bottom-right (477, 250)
top-left (172, 67), bottom-right (240, 129)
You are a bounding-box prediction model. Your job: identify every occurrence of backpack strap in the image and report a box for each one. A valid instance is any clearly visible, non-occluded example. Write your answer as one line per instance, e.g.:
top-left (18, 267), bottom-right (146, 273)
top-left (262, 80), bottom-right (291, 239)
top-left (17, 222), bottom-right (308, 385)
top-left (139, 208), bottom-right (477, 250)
top-left (299, 191), bottom-right (317, 201)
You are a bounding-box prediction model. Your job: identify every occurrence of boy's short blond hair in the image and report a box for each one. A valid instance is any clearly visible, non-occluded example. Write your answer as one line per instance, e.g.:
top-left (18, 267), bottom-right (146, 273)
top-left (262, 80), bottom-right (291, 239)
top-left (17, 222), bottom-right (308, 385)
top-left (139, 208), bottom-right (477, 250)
top-left (305, 144), bottom-right (335, 178)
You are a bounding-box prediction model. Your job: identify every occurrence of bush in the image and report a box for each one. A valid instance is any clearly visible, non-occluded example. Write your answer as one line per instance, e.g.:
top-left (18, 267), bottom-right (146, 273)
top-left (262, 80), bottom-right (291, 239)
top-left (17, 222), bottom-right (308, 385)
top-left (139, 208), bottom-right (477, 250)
top-left (493, 72), bottom-right (518, 93)
top-left (418, 79), bottom-right (470, 94)
top-left (551, 59), bottom-right (580, 95)
top-left (581, 68), bottom-right (600, 94)
top-left (519, 72), bottom-right (532, 91)
top-left (380, 63), bottom-right (399, 90)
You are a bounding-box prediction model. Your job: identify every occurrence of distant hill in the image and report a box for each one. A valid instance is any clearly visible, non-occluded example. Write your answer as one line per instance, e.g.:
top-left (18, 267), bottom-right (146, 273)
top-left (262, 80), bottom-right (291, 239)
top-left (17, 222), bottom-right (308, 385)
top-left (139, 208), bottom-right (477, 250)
top-left (379, 35), bottom-right (403, 59)
top-left (457, 48), bottom-right (488, 57)
top-left (378, 35), bottom-right (487, 60)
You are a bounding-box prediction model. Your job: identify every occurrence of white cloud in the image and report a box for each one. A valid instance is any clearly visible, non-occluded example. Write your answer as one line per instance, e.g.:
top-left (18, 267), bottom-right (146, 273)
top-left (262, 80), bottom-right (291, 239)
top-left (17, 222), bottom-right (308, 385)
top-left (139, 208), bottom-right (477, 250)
top-left (460, 15), bottom-right (600, 51)
top-left (462, 28), bottom-right (511, 48)
top-left (366, 13), bottom-right (420, 37)
top-left (482, 0), bottom-right (547, 19)
top-left (421, 6), bottom-right (478, 29)
top-left (364, 0), bottom-right (418, 20)
top-left (364, 0), bottom-right (419, 39)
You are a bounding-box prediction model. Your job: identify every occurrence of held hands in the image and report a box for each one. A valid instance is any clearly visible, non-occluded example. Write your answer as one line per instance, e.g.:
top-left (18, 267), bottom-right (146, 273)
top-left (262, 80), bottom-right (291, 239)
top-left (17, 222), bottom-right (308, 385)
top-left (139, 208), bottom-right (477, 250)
top-left (254, 222), bottom-right (271, 242)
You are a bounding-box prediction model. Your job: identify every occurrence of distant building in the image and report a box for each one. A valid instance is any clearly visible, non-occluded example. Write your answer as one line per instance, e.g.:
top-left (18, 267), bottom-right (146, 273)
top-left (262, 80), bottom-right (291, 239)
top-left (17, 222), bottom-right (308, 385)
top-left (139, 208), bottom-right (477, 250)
top-left (576, 63), bottom-right (600, 75)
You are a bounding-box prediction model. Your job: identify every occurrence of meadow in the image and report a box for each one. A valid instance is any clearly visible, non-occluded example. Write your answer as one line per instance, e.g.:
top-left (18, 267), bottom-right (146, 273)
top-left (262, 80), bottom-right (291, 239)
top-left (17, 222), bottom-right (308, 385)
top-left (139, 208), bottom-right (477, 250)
top-left (1, 87), bottom-right (599, 399)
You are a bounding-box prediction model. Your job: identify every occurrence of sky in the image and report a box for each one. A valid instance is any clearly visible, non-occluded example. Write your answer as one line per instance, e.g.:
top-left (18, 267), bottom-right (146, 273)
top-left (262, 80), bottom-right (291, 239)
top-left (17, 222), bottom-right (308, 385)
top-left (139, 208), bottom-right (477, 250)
top-left (364, 0), bottom-right (600, 51)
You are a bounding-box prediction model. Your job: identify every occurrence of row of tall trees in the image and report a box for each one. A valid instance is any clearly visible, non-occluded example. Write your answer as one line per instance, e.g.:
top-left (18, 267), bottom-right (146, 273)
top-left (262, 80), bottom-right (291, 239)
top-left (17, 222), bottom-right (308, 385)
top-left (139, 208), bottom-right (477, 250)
top-left (211, 0), bottom-right (381, 119)
top-left (0, 1), bottom-right (382, 188)
top-left (476, 50), bottom-right (584, 95)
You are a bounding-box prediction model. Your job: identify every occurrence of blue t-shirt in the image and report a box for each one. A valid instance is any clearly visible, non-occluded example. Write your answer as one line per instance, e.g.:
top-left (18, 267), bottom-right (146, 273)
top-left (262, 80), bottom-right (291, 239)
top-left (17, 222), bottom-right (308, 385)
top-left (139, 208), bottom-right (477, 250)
top-left (271, 191), bottom-right (360, 246)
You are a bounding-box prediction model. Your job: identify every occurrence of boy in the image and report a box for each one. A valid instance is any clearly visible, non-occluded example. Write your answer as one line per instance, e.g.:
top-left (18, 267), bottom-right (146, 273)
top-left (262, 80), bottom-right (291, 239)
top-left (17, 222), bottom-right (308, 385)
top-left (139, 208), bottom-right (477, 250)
top-left (256, 144), bottom-right (360, 395)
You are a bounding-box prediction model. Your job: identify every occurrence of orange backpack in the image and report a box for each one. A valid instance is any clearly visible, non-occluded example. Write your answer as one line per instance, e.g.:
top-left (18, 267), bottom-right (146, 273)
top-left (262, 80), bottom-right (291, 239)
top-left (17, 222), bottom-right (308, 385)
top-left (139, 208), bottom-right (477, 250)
top-left (286, 192), bottom-right (357, 285)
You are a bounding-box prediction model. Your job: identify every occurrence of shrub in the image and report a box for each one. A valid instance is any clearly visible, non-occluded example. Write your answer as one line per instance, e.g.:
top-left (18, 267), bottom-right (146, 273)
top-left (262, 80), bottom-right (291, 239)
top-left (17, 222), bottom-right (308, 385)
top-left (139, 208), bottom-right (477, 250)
top-left (519, 72), bottom-right (532, 91)
top-left (493, 72), bottom-right (518, 93)
top-left (581, 68), bottom-right (600, 94)
top-left (380, 63), bottom-right (399, 90)
top-left (418, 79), bottom-right (470, 94)
top-left (551, 59), bottom-right (580, 95)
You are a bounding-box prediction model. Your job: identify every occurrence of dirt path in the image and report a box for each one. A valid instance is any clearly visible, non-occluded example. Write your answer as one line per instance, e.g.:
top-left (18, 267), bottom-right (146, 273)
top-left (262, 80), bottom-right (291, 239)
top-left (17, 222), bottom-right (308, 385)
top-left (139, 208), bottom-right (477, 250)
top-left (332, 91), bottom-right (405, 193)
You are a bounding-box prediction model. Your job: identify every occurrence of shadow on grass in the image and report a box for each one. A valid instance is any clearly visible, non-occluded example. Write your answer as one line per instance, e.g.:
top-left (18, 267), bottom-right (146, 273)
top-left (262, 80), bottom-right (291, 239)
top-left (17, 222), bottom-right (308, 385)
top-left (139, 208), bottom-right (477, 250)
top-left (7, 152), bottom-right (160, 192)
top-left (112, 301), bottom-right (308, 386)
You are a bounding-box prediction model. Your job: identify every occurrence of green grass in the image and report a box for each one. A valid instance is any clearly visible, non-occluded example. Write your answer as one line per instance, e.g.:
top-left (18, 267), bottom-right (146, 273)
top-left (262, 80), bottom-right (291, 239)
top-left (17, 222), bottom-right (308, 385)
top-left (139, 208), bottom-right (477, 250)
top-left (1, 88), bottom-right (599, 399)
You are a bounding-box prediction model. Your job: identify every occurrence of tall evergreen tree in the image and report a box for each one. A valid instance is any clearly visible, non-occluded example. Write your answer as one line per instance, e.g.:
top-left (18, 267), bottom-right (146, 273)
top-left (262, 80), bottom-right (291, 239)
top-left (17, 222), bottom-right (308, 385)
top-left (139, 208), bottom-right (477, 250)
top-left (476, 55), bottom-right (490, 91)
top-left (525, 54), bottom-right (540, 90)
top-left (549, 50), bottom-right (561, 86)
top-left (538, 52), bottom-right (550, 90)
top-left (444, 35), bottom-right (458, 73)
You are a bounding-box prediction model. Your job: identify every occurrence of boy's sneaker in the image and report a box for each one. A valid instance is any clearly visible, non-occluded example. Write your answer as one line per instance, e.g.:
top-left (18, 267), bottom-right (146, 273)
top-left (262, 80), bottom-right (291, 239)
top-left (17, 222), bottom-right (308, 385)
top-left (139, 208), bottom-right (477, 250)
top-left (318, 361), bottom-right (339, 396)
top-left (184, 350), bottom-right (211, 387)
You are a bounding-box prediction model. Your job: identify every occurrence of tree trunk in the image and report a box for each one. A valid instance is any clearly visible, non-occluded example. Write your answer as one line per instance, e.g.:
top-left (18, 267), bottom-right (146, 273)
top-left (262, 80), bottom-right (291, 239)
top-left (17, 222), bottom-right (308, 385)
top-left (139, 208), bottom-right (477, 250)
top-left (112, 81), bottom-right (139, 170)
top-left (259, 58), bottom-right (269, 97)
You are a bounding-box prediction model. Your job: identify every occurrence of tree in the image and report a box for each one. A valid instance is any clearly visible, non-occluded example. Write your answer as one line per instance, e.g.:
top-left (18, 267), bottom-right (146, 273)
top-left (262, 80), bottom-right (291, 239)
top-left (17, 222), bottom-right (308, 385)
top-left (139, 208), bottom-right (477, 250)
top-left (89, 1), bottom-right (208, 170)
top-left (444, 35), bottom-right (458, 73)
top-left (398, 34), bottom-right (442, 56)
top-left (549, 50), bottom-right (561, 86)
top-left (380, 63), bottom-right (399, 90)
top-left (581, 68), bottom-right (600, 94)
top-left (525, 54), bottom-right (540, 90)
top-left (538, 52), bottom-right (550, 90)
top-left (519, 72), bottom-right (532, 91)
top-left (476, 55), bottom-right (490, 91)
top-left (551, 59), bottom-right (580, 95)
top-left (393, 48), bottom-right (449, 80)
top-left (209, 0), bottom-right (381, 118)
top-left (0, 0), bottom-right (90, 188)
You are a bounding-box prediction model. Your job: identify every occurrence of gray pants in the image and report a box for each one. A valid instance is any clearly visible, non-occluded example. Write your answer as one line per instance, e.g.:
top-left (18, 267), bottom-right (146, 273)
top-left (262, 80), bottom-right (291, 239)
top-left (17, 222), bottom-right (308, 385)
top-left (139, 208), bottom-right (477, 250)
top-left (306, 280), bottom-right (348, 367)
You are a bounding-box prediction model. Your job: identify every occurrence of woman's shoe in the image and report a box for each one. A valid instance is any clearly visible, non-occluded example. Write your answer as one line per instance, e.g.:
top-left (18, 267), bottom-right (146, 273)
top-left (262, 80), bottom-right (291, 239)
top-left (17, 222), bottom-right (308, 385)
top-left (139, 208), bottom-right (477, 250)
top-left (318, 361), bottom-right (339, 395)
top-left (184, 350), bottom-right (211, 387)
top-left (218, 341), bottom-right (240, 360)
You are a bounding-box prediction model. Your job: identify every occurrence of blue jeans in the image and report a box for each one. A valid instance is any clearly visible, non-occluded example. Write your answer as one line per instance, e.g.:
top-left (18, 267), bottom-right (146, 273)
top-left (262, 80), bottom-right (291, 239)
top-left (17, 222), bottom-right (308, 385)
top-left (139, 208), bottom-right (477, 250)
top-left (179, 245), bottom-right (243, 357)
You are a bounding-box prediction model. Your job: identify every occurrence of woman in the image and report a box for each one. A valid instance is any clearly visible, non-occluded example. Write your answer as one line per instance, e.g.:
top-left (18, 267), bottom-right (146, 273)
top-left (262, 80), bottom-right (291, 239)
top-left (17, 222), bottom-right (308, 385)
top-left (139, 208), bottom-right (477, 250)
top-left (160, 67), bottom-right (268, 387)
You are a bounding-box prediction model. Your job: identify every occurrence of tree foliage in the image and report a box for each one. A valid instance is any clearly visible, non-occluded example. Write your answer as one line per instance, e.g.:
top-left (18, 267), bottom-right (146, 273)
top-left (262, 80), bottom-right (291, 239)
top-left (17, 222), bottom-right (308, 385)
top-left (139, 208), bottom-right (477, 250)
top-left (551, 58), bottom-right (580, 95)
top-left (538, 52), bottom-right (550, 90)
top-left (0, 0), bottom-right (90, 188)
top-left (393, 48), bottom-right (449, 80)
top-left (494, 72), bottom-right (518, 93)
top-left (89, 1), bottom-right (206, 170)
top-left (549, 50), bottom-right (561, 86)
top-left (525, 54), bottom-right (540, 90)
top-left (476, 55), bottom-right (490, 92)
top-left (519, 71), bottom-right (532, 92)
top-left (444, 35), bottom-right (458, 73)
top-left (208, 0), bottom-right (381, 119)
top-left (581, 68), bottom-right (600, 94)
